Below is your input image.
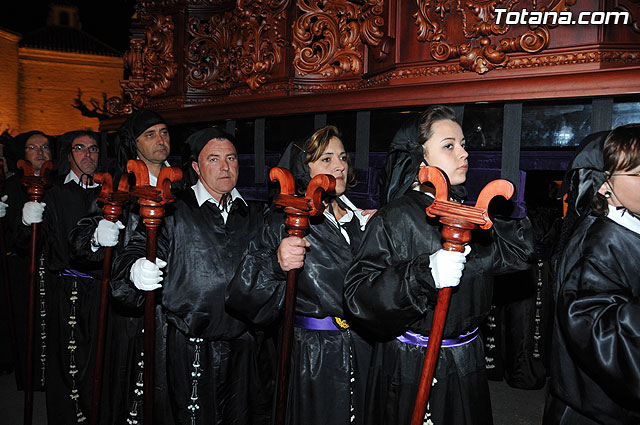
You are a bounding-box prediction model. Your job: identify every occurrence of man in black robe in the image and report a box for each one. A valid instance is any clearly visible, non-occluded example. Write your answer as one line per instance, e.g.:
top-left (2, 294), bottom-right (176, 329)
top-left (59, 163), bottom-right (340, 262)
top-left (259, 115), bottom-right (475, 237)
top-left (110, 128), bottom-right (272, 425)
top-left (2, 131), bottom-right (55, 391)
top-left (19, 130), bottom-right (102, 424)
top-left (68, 109), bottom-right (175, 425)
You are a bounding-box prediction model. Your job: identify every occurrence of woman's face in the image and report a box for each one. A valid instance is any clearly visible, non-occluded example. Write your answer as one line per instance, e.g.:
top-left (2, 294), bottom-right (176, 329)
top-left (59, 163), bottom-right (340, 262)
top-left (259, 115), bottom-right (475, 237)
top-left (308, 136), bottom-right (348, 196)
top-left (603, 163), bottom-right (640, 215)
top-left (422, 119), bottom-right (468, 186)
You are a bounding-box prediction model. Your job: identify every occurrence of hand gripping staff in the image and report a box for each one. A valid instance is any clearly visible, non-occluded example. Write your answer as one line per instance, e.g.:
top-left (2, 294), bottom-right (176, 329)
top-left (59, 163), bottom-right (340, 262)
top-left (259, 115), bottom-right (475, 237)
top-left (410, 166), bottom-right (514, 425)
top-left (269, 167), bottom-right (335, 425)
top-left (0, 159), bottom-right (19, 386)
top-left (90, 172), bottom-right (131, 425)
top-left (17, 159), bottom-right (55, 425)
top-left (127, 160), bottom-right (182, 425)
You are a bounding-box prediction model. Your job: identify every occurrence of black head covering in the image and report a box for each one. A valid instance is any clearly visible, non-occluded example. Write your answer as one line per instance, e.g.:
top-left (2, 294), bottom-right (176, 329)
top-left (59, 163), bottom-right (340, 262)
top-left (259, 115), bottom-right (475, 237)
top-left (276, 139), bottom-right (313, 193)
top-left (56, 130), bottom-right (101, 178)
top-left (116, 109), bottom-right (166, 172)
top-left (4, 131), bottom-right (54, 173)
top-left (380, 117), bottom-right (467, 206)
top-left (557, 130), bottom-right (609, 220)
top-left (183, 127), bottom-right (235, 186)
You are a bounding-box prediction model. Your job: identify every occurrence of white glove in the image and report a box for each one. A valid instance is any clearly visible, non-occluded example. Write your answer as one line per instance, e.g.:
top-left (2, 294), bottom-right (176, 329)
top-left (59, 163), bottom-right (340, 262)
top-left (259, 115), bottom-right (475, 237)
top-left (429, 245), bottom-right (471, 289)
top-left (0, 195), bottom-right (7, 218)
top-left (22, 201), bottom-right (46, 225)
top-left (92, 219), bottom-right (125, 248)
top-left (129, 257), bottom-right (166, 291)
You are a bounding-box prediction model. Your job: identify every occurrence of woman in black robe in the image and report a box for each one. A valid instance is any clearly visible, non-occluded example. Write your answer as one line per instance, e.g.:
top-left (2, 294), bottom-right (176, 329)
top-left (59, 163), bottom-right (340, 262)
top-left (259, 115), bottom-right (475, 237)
top-left (543, 123), bottom-right (640, 425)
top-left (344, 105), bottom-right (535, 425)
top-left (226, 125), bottom-right (373, 425)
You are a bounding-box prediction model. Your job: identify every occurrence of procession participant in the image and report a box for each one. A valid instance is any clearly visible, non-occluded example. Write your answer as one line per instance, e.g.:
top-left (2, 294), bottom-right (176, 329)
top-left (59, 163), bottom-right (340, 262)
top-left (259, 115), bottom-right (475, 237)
top-left (226, 125), bottom-right (373, 425)
top-left (1, 131), bottom-right (55, 390)
top-left (110, 128), bottom-right (272, 425)
top-left (343, 105), bottom-right (534, 425)
top-left (543, 123), bottom-right (640, 425)
top-left (67, 109), bottom-right (174, 425)
top-left (18, 130), bottom-right (103, 424)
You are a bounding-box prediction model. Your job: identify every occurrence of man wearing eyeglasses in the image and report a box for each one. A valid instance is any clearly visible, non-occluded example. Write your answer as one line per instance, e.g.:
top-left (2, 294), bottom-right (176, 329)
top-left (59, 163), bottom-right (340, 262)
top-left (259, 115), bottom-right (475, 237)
top-left (0, 130), bottom-right (55, 391)
top-left (20, 130), bottom-right (108, 424)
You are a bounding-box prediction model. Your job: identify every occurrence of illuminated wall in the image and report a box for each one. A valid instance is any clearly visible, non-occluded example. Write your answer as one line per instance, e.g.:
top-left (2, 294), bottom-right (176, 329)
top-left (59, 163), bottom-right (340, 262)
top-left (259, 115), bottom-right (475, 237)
top-left (0, 29), bottom-right (21, 134)
top-left (0, 28), bottom-right (123, 136)
top-left (18, 48), bottom-right (122, 135)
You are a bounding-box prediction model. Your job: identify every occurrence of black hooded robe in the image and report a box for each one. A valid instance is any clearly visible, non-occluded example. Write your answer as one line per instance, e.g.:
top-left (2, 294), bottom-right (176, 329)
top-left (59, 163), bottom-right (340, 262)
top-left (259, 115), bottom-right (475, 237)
top-left (543, 215), bottom-right (640, 425)
top-left (23, 174), bottom-right (103, 425)
top-left (110, 189), bottom-right (273, 425)
top-left (343, 189), bottom-right (534, 425)
top-left (225, 199), bottom-right (372, 425)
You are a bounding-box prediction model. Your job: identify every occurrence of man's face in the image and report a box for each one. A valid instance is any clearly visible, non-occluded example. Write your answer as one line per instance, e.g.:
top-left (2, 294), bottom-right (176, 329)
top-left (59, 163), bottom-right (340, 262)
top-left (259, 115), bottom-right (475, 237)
top-left (68, 135), bottom-right (99, 177)
top-left (136, 124), bottom-right (170, 165)
top-left (192, 138), bottom-right (239, 201)
top-left (24, 134), bottom-right (52, 173)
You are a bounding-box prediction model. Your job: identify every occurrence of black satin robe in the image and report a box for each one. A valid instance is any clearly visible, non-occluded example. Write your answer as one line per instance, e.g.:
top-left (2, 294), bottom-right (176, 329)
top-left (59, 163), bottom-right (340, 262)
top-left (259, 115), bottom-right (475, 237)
top-left (1, 174), bottom-right (50, 391)
top-left (30, 176), bottom-right (102, 425)
top-left (225, 203), bottom-right (372, 425)
top-left (344, 190), bottom-right (534, 425)
top-left (544, 216), bottom-right (640, 425)
top-left (110, 189), bottom-right (273, 425)
top-left (69, 196), bottom-right (148, 425)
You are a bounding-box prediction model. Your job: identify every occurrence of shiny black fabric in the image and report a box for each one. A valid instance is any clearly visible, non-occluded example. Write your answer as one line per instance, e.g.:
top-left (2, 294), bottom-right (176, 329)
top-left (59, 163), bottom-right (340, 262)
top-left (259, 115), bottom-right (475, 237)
top-left (111, 189), bottom-right (273, 425)
top-left (1, 174), bottom-right (49, 390)
top-left (30, 177), bottom-right (103, 424)
top-left (344, 189), bottom-right (534, 425)
top-left (225, 202), bottom-right (372, 425)
top-left (544, 216), bottom-right (640, 425)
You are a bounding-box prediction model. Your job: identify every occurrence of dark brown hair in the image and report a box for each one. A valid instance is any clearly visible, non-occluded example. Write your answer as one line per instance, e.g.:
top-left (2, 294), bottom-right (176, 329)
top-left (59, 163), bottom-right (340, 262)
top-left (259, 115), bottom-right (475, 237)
top-left (303, 125), bottom-right (355, 191)
top-left (592, 123), bottom-right (640, 216)
top-left (418, 105), bottom-right (460, 145)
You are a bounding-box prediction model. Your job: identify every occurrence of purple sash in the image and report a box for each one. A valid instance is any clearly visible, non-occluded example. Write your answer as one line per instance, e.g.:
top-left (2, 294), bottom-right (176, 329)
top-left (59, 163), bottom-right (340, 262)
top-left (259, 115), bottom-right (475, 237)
top-left (397, 327), bottom-right (479, 348)
top-left (59, 268), bottom-right (93, 279)
top-left (294, 315), bottom-right (348, 331)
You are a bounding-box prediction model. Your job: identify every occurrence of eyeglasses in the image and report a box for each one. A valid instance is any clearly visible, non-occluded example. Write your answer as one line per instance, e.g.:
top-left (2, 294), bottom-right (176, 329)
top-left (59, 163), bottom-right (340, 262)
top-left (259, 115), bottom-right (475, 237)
top-left (611, 173), bottom-right (640, 177)
top-left (71, 144), bottom-right (99, 154)
top-left (25, 145), bottom-right (51, 152)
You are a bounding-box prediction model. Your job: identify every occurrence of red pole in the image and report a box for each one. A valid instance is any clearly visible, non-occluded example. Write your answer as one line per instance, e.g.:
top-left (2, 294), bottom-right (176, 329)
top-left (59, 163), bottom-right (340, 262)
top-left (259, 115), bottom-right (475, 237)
top-left (17, 159), bottom-right (55, 425)
top-left (410, 166), bottom-right (513, 425)
top-left (127, 160), bottom-right (181, 425)
top-left (90, 173), bottom-right (130, 425)
top-left (269, 168), bottom-right (334, 425)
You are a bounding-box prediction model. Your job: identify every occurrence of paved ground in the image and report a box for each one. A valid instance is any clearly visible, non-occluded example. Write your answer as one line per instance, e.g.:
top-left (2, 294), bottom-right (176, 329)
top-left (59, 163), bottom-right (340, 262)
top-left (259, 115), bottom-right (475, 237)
top-left (0, 370), bottom-right (546, 425)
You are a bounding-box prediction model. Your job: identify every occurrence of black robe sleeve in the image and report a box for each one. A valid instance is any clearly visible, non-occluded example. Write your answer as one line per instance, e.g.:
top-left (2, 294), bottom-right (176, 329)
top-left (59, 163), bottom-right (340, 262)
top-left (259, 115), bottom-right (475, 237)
top-left (225, 210), bottom-right (288, 326)
top-left (344, 190), bottom-right (534, 341)
top-left (556, 219), bottom-right (640, 408)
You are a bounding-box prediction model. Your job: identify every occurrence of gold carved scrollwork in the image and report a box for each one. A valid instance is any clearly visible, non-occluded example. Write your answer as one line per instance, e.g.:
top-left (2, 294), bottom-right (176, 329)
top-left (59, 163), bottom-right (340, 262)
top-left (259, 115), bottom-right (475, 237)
top-left (415, 0), bottom-right (575, 74)
top-left (107, 13), bottom-right (178, 115)
top-left (292, 0), bottom-right (384, 77)
top-left (186, 1), bottom-right (290, 91)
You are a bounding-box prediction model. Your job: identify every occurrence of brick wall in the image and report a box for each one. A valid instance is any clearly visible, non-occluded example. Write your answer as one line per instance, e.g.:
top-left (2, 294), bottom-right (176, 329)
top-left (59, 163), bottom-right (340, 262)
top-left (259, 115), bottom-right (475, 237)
top-left (18, 48), bottom-right (123, 136)
top-left (0, 30), bottom-right (21, 134)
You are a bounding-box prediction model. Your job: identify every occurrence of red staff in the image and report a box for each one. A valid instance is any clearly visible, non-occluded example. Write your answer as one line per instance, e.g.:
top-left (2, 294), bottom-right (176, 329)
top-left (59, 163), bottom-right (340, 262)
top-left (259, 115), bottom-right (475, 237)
top-left (89, 172), bottom-right (131, 425)
top-left (0, 159), bottom-right (19, 380)
top-left (127, 160), bottom-right (182, 425)
top-left (410, 166), bottom-right (514, 425)
top-left (18, 159), bottom-right (55, 425)
top-left (269, 167), bottom-right (335, 425)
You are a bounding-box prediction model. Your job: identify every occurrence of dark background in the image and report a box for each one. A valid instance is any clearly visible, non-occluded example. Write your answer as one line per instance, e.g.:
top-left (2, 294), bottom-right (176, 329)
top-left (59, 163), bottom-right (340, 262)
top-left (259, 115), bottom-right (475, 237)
top-left (0, 0), bottom-right (135, 52)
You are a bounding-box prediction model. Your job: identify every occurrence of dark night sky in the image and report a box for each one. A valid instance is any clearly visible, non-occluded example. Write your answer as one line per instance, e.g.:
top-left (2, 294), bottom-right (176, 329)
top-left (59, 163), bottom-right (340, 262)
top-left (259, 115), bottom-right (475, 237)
top-left (0, 0), bottom-right (136, 52)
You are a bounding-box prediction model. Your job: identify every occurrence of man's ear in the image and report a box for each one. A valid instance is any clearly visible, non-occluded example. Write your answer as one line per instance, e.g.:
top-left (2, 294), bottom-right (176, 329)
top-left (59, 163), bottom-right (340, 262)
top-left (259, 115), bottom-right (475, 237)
top-left (191, 161), bottom-right (200, 176)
